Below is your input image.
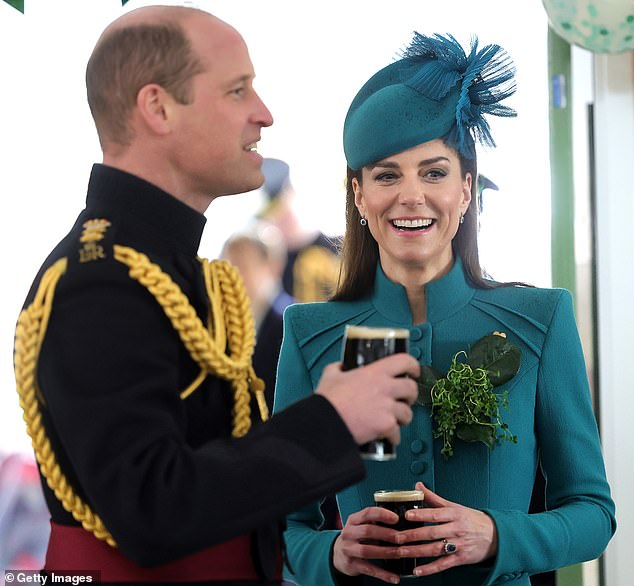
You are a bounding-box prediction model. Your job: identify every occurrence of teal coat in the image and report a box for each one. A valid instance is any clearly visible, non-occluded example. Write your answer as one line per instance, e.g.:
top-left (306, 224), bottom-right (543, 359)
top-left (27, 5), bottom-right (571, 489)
top-left (273, 259), bottom-right (615, 586)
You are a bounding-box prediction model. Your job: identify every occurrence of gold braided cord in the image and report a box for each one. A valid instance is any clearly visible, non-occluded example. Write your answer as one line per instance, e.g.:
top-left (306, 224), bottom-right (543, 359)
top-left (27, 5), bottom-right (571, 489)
top-left (201, 256), bottom-right (227, 353)
top-left (203, 258), bottom-right (252, 437)
top-left (13, 246), bottom-right (267, 550)
top-left (14, 258), bottom-right (116, 547)
top-left (198, 257), bottom-right (268, 425)
top-left (113, 245), bottom-right (268, 435)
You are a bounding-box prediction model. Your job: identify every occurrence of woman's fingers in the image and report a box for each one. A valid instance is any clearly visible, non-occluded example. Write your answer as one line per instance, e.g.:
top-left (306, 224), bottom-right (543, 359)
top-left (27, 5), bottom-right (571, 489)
top-left (333, 506), bottom-right (404, 583)
top-left (388, 484), bottom-right (498, 572)
top-left (348, 505), bottom-right (399, 526)
top-left (347, 560), bottom-right (402, 585)
top-left (414, 481), bottom-right (453, 508)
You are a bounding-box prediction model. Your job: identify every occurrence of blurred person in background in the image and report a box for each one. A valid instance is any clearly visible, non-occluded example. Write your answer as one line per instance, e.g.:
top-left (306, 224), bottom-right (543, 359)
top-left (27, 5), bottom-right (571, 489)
top-left (0, 453), bottom-right (49, 570)
top-left (221, 222), bottom-right (293, 411)
top-left (258, 157), bottom-right (340, 302)
top-left (257, 159), bottom-right (345, 535)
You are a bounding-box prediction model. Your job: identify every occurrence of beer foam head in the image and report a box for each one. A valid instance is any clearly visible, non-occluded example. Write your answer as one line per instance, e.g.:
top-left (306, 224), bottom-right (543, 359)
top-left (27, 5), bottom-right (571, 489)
top-left (345, 325), bottom-right (409, 340)
top-left (374, 489), bottom-right (424, 502)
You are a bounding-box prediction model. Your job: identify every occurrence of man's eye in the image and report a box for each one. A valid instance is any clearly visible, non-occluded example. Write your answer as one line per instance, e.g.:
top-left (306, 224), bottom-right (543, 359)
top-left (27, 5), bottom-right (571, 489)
top-left (230, 87), bottom-right (245, 97)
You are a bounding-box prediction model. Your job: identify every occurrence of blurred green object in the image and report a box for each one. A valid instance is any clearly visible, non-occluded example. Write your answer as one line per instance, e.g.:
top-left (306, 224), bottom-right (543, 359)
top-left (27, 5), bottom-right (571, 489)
top-left (476, 173), bottom-right (499, 213)
top-left (2, 0), bottom-right (130, 11)
top-left (542, 0), bottom-right (634, 54)
top-left (3, 0), bottom-right (24, 13)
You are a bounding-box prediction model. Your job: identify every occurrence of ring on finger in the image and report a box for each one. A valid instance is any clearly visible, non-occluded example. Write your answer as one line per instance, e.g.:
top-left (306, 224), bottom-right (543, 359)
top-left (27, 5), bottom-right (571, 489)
top-left (442, 538), bottom-right (457, 555)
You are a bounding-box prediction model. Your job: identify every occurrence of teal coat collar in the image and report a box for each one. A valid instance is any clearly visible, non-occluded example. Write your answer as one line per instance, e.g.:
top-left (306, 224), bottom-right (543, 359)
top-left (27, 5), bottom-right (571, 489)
top-left (372, 256), bottom-right (475, 324)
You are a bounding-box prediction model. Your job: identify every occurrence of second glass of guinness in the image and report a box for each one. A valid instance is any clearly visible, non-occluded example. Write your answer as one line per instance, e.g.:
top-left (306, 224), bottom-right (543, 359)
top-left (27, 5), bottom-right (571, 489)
top-left (374, 489), bottom-right (425, 577)
top-left (341, 325), bottom-right (410, 461)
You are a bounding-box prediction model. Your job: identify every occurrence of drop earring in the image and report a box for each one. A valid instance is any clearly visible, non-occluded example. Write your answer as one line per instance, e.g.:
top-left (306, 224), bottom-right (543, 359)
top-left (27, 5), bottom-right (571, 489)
top-left (459, 213), bottom-right (465, 225)
top-left (360, 217), bottom-right (367, 226)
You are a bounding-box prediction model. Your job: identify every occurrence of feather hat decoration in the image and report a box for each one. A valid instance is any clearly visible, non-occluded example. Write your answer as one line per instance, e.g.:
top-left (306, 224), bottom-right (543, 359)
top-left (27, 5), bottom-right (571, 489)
top-left (343, 32), bottom-right (517, 170)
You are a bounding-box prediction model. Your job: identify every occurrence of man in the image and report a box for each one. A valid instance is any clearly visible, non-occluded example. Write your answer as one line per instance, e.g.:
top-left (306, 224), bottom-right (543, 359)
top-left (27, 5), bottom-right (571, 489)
top-left (13, 5), bottom-right (418, 584)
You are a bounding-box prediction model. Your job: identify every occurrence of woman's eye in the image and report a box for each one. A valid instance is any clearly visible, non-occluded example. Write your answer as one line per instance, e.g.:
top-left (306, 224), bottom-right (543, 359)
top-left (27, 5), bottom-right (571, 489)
top-left (375, 172), bottom-right (397, 182)
top-left (426, 169), bottom-right (447, 179)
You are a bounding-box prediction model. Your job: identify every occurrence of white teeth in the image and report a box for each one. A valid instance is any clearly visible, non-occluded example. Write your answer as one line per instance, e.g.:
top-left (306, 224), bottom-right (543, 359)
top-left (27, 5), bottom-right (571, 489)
top-left (392, 218), bottom-right (432, 228)
top-left (246, 143), bottom-right (258, 152)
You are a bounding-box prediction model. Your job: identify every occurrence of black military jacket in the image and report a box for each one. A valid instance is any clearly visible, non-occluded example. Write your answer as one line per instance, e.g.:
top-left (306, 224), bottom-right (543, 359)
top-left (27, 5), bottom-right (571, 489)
top-left (21, 164), bottom-right (364, 573)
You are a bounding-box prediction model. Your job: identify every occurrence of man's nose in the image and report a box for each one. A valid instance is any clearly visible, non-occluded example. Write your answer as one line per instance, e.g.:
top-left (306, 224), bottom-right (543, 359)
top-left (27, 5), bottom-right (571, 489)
top-left (252, 91), bottom-right (273, 128)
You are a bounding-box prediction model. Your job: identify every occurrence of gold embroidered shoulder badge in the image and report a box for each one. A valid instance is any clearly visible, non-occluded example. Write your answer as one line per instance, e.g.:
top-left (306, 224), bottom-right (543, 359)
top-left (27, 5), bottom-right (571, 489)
top-left (79, 218), bottom-right (111, 263)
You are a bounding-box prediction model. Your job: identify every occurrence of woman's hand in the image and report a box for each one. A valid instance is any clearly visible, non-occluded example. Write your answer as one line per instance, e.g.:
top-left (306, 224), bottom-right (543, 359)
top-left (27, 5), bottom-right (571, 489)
top-left (394, 482), bottom-right (498, 577)
top-left (333, 506), bottom-right (403, 584)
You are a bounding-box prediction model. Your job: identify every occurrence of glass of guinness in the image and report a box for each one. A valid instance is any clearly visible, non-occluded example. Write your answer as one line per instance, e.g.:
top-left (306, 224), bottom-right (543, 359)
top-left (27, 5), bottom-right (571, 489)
top-left (374, 489), bottom-right (425, 577)
top-left (341, 325), bottom-right (410, 461)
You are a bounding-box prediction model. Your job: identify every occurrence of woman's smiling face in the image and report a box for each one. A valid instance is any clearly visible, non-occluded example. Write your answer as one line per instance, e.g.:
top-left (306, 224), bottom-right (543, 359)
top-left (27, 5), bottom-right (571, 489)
top-left (353, 139), bottom-right (472, 282)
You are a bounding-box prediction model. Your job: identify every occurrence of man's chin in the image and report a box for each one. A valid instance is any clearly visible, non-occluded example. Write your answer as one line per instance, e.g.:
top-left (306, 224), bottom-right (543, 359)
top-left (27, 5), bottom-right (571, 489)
top-left (215, 178), bottom-right (264, 198)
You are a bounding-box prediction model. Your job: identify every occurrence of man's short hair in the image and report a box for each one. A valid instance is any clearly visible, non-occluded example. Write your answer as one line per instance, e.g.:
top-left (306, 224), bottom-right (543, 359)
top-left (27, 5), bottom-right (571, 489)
top-left (86, 20), bottom-right (205, 147)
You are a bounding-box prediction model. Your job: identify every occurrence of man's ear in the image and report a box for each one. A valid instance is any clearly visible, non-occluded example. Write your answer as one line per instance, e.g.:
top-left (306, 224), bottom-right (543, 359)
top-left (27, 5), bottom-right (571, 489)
top-left (136, 84), bottom-right (174, 136)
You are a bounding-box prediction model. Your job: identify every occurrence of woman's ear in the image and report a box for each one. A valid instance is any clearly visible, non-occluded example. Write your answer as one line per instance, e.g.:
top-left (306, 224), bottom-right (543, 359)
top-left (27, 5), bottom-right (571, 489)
top-left (462, 172), bottom-right (473, 212)
top-left (352, 176), bottom-right (365, 218)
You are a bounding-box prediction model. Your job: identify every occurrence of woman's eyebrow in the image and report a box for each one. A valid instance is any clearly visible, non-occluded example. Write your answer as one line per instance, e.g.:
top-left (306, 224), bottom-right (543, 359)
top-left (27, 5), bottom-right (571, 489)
top-left (368, 156), bottom-right (450, 170)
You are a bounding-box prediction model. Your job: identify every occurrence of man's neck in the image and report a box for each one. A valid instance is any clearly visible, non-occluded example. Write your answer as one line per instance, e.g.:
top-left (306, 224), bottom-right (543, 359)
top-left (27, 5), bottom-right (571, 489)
top-left (101, 154), bottom-right (212, 214)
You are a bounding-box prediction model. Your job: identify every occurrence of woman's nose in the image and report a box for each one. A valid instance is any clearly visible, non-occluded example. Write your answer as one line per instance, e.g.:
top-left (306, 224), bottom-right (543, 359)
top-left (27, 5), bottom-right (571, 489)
top-left (397, 178), bottom-right (425, 206)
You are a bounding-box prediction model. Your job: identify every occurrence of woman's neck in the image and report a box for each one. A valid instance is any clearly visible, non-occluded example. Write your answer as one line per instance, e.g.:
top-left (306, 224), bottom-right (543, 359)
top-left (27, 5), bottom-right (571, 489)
top-left (406, 285), bottom-right (427, 325)
top-left (381, 255), bottom-right (455, 325)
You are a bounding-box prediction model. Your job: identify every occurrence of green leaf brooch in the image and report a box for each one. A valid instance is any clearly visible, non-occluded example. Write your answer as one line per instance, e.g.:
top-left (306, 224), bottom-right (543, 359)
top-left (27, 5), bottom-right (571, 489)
top-left (416, 332), bottom-right (521, 459)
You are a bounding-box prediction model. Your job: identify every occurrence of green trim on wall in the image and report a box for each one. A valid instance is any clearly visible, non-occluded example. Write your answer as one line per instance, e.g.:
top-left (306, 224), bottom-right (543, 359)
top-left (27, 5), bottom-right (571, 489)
top-left (557, 563), bottom-right (584, 586)
top-left (548, 27), bottom-right (576, 298)
top-left (548, 26), bottom-right (583, 586)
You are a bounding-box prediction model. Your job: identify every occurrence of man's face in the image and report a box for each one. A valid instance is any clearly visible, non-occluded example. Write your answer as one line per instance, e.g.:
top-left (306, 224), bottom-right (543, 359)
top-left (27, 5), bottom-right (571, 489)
top-left (171, 16), bottom-right (273, 201)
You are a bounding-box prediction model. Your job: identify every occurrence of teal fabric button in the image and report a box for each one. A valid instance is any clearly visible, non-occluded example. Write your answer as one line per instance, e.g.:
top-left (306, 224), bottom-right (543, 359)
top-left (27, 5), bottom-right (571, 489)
top-left (410, 439), bottom-right (426, 454)
top-left (410, 328), bottom-right (423, 341)
top-left (411, 347), bottom-right (422, 359)
top-left (410, 460), bottom-right (426, 475)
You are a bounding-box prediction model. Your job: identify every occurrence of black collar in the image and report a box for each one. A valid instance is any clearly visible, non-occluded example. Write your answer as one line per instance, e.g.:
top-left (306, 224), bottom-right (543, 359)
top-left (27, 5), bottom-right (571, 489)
top-left (86, 164), bottom-right (207, 257)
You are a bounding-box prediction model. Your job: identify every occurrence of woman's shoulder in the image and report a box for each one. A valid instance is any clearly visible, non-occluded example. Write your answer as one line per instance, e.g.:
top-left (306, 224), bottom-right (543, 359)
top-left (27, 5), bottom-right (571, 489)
top-left (478, 283), bottom-right (569, 301)
top-left (285, 297), bottom-right (372, 318)
top-left (474, 284), bottom-right (572, 323)
top-left (283, 298), bottom-right (374, 340)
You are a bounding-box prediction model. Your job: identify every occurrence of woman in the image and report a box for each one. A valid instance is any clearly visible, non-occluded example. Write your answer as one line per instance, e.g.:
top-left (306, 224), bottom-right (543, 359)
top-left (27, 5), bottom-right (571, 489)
top-left (273, 33), bottom-right (615, 585)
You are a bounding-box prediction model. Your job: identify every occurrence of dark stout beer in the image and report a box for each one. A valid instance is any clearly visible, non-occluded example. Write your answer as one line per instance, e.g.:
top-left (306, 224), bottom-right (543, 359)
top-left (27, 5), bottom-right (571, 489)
top-left (374, 489), bottom-right (425, 577)
top-left (341, 325), bottom-right (409, 461)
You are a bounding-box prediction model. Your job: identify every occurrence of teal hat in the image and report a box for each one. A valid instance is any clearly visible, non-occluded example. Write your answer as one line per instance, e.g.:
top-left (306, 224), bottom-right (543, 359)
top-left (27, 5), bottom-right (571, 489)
top-left (343, 33), bottom-right (517, 170)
